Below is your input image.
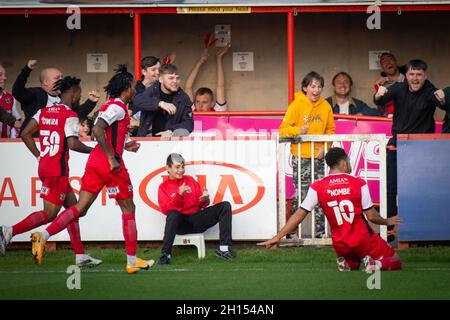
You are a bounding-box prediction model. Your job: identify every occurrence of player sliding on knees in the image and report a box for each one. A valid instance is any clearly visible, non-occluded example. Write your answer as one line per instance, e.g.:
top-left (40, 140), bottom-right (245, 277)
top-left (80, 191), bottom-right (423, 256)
top-left (258, 147), bottom-right (402, 272)
top-left (0, 76), bottom-right (102, 267)
top-left (26, 65), bottom-right (155, 274)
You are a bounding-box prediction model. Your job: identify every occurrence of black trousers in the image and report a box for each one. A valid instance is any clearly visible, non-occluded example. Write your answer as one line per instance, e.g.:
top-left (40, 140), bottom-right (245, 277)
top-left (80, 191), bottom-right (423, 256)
top-left (161, 201), bottom-right (233, 255)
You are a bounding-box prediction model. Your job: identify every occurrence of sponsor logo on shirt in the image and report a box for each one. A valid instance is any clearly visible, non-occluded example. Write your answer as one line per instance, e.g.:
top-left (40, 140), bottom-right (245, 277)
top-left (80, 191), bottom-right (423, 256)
top-left (107, 186), bottom-right (119, 196)
top-left (40, 186), bottom-right (49, 196)
top-left (329, 177), bottom-right (349, 185)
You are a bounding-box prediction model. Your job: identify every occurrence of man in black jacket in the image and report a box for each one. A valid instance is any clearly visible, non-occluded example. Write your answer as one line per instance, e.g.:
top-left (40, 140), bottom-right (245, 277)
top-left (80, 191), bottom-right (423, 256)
top-left (12, 59), bottom-right (99, 134)
top-left (374, 59), bottom-right (445, 243)
top-left (132, 64), bottom-right (193, 138)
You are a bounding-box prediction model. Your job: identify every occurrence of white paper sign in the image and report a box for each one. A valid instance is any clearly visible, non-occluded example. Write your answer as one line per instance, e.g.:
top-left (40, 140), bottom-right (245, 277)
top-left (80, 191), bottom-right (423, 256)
top-left (369, 50), bottom-right (389, 70)
top-left (87, 53), bottom-right (108, 73)
top-left (215, 24), bottom-right (231, 47)
top-left (233, 52), bottom-right (254, 72)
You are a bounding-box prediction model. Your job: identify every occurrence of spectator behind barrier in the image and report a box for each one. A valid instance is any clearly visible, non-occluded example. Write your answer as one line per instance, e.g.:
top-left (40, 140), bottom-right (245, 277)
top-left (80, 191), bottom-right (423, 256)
top-left (132, 64), bottom-right (193, 139)
top-left (433, 88), bottom-right (450, 133)
top-left (279, 71), bottom-right (336, 238)
top-left (326, 72), bottom-right (380, 116)
top-left (12, 59), bottom-right (99, 136)
top-left (374, 58), bottom-right (446, 243)
top-left (78, 115), bottom-right (94, 139)
top-left (129, 54), bottom-right (175, 136)
top-left (0, 64), bottom-right (22, 137)
top-left (374, 52), bottom-right (406, 118)
top-left (184, 39), bottom-right (230, 112)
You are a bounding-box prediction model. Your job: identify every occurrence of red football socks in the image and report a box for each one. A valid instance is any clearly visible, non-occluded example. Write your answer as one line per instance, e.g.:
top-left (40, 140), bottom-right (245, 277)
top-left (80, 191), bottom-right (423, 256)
top-left (67, 219), bottom-right (85, 255)
top-left (46, 206), bottom-right (81, 237)
top-left (12, 210), bottom-right (49, 236)
top-left (122, 214), bottom-right (137, 256)
top-left (379, 256), bottom-right (403, 270)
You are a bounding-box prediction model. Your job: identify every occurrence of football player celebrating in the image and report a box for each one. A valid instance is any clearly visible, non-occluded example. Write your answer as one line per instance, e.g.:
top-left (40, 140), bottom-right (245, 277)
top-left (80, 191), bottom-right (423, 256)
top-left (0, 76), bottom-right (102, 267)
top-left (258, 147), bottom-right (402, 272)
top-left (27, 65), bottom-right (154, 274)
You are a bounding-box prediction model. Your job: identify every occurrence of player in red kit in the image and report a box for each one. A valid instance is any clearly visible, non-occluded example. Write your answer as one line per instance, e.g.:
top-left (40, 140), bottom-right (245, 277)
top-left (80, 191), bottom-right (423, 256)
top-left (0, 76), bottom-right (102, 267)
top-left (29, 65), bottom-right (154, 274)
top-left (258, 147), bottom-right (402, 272)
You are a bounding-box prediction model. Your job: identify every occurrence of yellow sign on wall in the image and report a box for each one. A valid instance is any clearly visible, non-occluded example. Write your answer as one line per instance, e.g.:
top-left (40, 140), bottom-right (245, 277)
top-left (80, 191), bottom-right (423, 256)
top-left (177, 7), bottom-right (251, 14)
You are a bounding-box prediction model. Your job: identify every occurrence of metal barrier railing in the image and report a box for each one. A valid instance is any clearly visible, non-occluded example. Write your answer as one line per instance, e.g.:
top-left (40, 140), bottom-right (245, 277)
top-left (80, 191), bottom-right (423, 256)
top-left (277, 134), bottom-right (387, 246)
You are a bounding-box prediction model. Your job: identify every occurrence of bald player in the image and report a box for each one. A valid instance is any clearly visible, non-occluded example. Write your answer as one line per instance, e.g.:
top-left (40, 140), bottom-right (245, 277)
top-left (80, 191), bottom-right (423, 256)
top-left (12, 59), bottom-right (100, 135)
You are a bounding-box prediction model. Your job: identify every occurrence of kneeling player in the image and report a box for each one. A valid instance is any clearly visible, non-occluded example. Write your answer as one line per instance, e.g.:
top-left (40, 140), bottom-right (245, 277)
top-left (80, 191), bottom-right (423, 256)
top-left (0, 76), bottom-right (101, 267)
top-left (258, 147), bottom-right (402, 272)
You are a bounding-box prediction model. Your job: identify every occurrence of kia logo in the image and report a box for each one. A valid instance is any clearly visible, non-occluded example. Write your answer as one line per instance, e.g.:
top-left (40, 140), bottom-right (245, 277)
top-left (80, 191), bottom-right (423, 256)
top-left (139, 161), bottom-right (265, 215)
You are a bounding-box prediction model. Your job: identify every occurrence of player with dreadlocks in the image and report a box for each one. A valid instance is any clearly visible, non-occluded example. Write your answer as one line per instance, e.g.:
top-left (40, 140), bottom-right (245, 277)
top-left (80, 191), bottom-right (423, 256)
top-left (0, 76), bottom-right (102, 267)
top-left (28, 66), bottom-right (155, 274)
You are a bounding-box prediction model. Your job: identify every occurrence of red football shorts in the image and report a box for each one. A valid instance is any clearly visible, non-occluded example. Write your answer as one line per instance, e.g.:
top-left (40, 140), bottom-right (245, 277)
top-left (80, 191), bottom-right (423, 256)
top-left (40, 176), bottom-right (72, 206)
top-left (333, 232), bottom-right (395, 270)
top-left (80, 164), bottom-right (133, 201)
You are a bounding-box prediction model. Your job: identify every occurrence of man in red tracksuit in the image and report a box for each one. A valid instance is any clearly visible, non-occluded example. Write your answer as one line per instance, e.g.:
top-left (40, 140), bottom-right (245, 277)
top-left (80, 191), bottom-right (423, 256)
top-left (157, 153), bottom-right (235, 264)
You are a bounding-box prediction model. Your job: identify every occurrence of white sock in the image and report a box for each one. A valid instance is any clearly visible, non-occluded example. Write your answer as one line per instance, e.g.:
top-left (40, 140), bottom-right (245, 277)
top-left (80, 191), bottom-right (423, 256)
top-left (127, 255), bottom-right (136, 264)
top-left (76, 254), bottom-right (85, 261)
top-left (375, 260), bottom-right (382, 270)
top-left (220, 245), bottom-right (229, 252)
top-left (43, 230), bottom-right (50, 241)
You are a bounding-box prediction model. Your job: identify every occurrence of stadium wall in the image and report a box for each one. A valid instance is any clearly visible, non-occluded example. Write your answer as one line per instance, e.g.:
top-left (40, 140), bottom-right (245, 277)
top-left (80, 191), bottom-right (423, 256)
top-left (0, 11), bottom-right (448, 120)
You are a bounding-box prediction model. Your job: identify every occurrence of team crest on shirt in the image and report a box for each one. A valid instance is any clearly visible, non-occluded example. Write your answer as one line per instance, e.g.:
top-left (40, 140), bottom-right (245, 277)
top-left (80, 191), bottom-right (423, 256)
top-left (5, 96), bottom-right (11, 104)
top-left (128, 185), bottom-right (133, 192)
top-left (59, 193), bottom-right (66, 201)
top-left (40, 186), bottom-right (49, 196)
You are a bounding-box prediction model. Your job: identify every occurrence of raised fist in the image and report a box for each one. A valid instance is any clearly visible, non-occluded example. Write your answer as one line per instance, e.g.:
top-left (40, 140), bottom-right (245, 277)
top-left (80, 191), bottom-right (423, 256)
top-left (27, 60), bottom-right (37, 70)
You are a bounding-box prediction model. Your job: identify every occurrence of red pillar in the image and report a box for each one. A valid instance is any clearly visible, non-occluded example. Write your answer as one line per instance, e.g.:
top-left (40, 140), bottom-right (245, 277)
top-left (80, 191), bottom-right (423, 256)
top-left (133, 12), bottom-right (142, 80)
top-left (287, 11), bottom-right (295, 104)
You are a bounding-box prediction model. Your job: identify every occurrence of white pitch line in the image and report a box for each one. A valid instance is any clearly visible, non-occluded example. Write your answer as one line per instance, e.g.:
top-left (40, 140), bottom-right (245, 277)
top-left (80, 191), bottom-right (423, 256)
top-left (0, 267), bottom-right (266, 274)
top-left (0, 267), bottom-right (449, 275)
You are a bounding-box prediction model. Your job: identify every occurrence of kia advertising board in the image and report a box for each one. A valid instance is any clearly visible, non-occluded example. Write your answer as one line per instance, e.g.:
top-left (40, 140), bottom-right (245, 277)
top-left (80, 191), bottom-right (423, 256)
top-left (0, 139), bottom-right (277, 241)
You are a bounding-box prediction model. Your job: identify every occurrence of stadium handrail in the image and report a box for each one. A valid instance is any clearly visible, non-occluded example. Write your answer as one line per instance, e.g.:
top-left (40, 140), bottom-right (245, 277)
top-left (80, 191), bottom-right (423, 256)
top-left (193, 110), bottom-right (444, 124)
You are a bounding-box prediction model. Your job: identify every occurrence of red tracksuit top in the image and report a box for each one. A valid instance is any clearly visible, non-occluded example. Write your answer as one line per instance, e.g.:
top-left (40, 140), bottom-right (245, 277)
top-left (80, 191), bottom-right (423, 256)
top-left (158, 175), bottom-right (210, 215)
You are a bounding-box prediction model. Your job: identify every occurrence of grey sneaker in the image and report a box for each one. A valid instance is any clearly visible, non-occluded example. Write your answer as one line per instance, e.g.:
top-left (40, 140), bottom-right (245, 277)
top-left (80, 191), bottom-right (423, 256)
top-left (76, 254), bottom-right (103, 267)
top-left (0, 226), bottom-right (12, 256)
top-left (336, 257), bottom-right (351, 272)
top-left (215, 249), bottom-right (237, 260)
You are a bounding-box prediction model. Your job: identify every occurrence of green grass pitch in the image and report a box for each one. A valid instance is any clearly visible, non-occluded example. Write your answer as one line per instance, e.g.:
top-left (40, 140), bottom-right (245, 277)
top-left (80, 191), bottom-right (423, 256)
top-left (1, 245), bottom-right (449, 300)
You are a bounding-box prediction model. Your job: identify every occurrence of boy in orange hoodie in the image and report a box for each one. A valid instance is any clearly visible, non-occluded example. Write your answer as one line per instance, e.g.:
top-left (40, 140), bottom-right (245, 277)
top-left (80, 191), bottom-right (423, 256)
top-left (279, 71), bottom-right (336, 238)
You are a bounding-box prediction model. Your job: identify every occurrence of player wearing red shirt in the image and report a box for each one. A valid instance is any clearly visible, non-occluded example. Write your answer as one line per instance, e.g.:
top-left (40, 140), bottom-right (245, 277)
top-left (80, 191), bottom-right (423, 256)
top-left (0, 77), bottom-right (102, 267)
top-left (29, 66), bottom-right (154, 274)
top-left (258, 147), bottom-right (402, 272)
